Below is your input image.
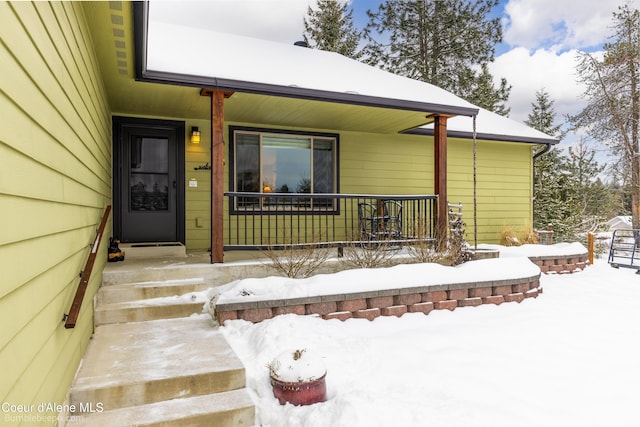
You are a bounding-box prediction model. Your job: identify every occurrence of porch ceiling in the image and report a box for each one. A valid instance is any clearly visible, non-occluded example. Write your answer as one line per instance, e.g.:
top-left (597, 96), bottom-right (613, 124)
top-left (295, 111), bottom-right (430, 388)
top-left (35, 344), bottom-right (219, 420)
top-left (83, 1), bottom-right (434, 134)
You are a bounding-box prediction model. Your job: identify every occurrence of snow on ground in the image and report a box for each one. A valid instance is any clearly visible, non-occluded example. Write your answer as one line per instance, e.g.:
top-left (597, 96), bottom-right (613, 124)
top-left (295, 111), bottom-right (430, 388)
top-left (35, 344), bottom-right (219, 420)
top-left (215, 257), bottom-right (540, 304)
top-left (220, 258), bottom-right (640, 427)
top-left (477, 241), bottom-right (588, 258)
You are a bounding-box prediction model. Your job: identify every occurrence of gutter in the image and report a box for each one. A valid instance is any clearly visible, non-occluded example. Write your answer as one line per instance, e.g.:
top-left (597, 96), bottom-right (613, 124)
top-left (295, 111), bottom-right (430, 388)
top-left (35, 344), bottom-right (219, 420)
top-left (407, 127), bottom-right (559, 146)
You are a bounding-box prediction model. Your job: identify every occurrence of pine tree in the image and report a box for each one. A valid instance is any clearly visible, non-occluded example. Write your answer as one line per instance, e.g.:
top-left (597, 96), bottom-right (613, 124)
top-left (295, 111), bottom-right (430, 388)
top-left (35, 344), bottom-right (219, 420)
top-left (527, 88), bottom-right (613, 239)
top-left (570, 5), bottom-right (640, 229)
top-left (525, 88), bottom-right (576, 239)
top-left (524, 89), bottom-right (564, 139)
top-left (531, 149), bottom-right (582, 240)
top-left (463, 63), bottom-right (511, 116)
top-left (363, 0), bottom-right (510, 115)
top-left (565, 139), bottom-right (612, 233)
top-left (303, 0), bottom-right (361, 58)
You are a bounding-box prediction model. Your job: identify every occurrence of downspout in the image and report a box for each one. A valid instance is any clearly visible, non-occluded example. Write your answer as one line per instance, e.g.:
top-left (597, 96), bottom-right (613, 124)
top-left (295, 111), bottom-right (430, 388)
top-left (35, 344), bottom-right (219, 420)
top-left (533, 143), bottom-right (551, 159)
top-left (472, 115), bottom-right (478, 250)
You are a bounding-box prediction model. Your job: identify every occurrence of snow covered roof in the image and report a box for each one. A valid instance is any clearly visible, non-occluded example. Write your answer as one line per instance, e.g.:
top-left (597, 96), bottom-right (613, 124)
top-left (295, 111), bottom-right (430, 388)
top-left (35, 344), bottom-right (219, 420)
top-left (410, 106), bottom-right (559, 144)
top-left (607, 216), bottom-right (632, 230)
top-left (135, 3), bottom-right (557, 145)
top-left (140, 21), bottom-right (477, 117)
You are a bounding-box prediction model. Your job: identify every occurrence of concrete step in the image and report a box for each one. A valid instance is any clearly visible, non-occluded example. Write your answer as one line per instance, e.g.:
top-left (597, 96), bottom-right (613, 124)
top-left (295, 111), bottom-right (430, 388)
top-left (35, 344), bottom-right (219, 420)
top-left (65, 390), bottom-right (255, 427)
top-left (94, 293), bottom-right (207, 325)
top-left (96, 278), bottom-right (209, 305)
top-left (101, 252), bottom-right (275, 287)
top-left (118, 242), bottom-right (187, 259)
top-left (70, 316), bottom-right (248, 413)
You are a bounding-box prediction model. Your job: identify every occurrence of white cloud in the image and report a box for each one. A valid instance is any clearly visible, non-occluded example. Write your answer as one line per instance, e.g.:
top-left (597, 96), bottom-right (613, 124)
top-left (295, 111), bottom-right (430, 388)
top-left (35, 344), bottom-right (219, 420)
top-left (497, 0), bottom-right (640, 125)
top-left (490, 47), bottom-right (585, 123)
top-left (502, 0), bottom-right (640, 51)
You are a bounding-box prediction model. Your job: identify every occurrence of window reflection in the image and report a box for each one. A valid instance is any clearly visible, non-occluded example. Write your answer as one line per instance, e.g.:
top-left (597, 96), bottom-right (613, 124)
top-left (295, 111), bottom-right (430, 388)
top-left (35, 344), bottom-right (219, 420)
top-left (130, 137), bottom-right (169, 211)
top-left (234, 130), bottom-right (337, 211)
top-left (262, 136), bottom-right (311, 194)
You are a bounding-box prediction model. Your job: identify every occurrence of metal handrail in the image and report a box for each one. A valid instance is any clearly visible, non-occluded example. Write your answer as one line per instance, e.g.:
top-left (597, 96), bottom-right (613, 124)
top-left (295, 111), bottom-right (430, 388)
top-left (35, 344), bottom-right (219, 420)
top-left (225, 192), bottom-right (438, 201)
top-left (64, 205), bottom-right (111, 329)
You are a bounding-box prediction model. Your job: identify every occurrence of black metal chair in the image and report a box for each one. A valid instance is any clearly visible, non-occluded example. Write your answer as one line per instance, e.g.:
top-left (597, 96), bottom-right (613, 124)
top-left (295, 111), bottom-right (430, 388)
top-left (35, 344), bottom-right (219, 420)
top-left (358, 200), bottom-right (402, 240)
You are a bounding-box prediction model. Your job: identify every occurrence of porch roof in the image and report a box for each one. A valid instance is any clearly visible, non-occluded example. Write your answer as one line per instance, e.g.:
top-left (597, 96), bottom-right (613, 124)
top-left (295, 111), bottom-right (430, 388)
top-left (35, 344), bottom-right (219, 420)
top-left (85, 1), bottom-right (557, 143)
top-left (138, 4), bottom-right (479, 120)
top-left (411, 107), bottom-right (560, 145)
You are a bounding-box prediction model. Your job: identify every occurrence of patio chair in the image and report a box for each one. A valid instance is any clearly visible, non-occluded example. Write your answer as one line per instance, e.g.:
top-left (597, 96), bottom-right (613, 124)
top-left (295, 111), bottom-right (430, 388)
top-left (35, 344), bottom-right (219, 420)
top-left (358, 200), bottom-right (402, 240)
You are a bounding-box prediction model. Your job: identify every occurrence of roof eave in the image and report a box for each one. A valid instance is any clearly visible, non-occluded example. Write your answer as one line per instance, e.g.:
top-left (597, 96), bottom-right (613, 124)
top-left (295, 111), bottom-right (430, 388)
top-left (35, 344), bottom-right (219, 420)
top-left (405, 127), bottom-right (560, 145)
top-left (139, 69), bottom-right (478, 117)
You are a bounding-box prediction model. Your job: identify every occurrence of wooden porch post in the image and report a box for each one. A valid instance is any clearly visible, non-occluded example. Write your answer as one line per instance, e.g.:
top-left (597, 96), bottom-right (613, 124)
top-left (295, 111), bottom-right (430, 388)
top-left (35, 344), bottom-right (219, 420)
top-left (201, 89), bottom-right (226, 263)
top-left (434, 115), bottom-right (448, 250)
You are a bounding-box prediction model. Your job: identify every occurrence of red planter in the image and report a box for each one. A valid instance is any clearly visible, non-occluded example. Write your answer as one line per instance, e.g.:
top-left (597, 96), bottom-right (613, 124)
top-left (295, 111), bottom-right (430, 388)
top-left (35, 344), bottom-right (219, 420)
top-left (271, 372), bottom-right (327, 406)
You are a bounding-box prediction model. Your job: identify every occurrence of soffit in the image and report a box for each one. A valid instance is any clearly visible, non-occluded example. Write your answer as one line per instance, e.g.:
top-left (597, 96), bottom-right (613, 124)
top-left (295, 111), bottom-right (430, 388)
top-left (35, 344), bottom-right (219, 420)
top-left (82, 1), bottom-right (435, 134)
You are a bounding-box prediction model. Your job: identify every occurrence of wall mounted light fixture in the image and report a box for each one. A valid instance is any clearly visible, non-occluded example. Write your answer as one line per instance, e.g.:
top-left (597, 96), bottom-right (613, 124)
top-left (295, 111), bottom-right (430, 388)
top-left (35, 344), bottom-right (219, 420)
top-left (191, 126), bottom-right (201, 144)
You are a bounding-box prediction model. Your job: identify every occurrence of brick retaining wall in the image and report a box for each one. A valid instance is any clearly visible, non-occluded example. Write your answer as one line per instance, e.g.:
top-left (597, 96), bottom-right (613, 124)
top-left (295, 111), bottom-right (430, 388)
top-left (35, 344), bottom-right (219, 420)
top-left (215, 273), bottom-right (542, 324)
top-left (528, 253), bottom-right (590, 274)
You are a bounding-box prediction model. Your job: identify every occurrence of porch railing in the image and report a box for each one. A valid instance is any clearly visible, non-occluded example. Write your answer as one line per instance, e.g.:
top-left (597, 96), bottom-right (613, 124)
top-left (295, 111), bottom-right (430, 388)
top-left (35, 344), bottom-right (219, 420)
top-left (224, 192), bottom-right (438, 250)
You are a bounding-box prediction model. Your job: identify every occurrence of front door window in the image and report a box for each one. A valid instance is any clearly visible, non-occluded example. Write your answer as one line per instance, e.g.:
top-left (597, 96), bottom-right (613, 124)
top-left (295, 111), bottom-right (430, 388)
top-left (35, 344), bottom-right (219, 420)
top-left (129, 137), bottom-right (169, 211)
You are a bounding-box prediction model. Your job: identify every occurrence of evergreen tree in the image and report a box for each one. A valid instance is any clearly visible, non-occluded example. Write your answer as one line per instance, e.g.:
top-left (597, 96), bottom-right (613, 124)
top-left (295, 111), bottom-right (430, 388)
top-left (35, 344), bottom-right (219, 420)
top-left (363, 0), bottom-right (510, 115)
top-left (525, 89), bottom-right (577, 240)
top-left (526, 89), bottom-right (564, 231)
top-left (463, 63), bottom-right (511, 116)
top-left (565, 139), bottom-right (612, 233)
top-left (531, 149), bottom-right (582, 240)
top-left (524, 89), bottom-right (564, 139)
top-left (303, 0), bottom-right (361, 58)
top-left (570, 5), bottom-right (640, 229)
top-left (527, 88), bottom-right (613, 239)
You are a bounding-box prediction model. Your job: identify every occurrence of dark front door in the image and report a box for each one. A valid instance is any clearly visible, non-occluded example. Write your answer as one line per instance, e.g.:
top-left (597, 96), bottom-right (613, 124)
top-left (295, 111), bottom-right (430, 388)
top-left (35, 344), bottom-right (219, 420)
top-left (113, 117), bottom-right (185, 243)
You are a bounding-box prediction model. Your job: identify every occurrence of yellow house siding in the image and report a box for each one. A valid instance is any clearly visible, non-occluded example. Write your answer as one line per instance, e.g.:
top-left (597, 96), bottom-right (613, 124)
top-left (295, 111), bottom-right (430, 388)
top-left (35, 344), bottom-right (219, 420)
top-left (0, 1), bottom-right (111, 421)
top-left (340, 131), bottom-right (433, 195)
top-left (185, 119), bottom-right (214, 250)
top-left (448, 139), bottom-right (533, 243)
top-left (123, 115), bottom-right (532, 249)
top-left (216, 123), bottom-right (532, 245)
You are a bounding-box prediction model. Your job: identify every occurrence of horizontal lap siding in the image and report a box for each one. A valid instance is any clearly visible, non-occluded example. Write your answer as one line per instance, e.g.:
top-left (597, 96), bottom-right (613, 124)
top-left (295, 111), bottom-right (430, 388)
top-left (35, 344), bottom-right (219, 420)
top-left (185, 119), bottom-right (215, 250)
top-left (0, 1), bottom-right (110, 416)
top-left (341, 132), bottom-right (532, 243)
top-left (340, 131), bottom-right (433, 194)
top-left (220, 126), bottom-right (434, 245)
top-left (448, 139), bottom-right (533, 243)
top-left (215, 125), bottom-right (532, 246)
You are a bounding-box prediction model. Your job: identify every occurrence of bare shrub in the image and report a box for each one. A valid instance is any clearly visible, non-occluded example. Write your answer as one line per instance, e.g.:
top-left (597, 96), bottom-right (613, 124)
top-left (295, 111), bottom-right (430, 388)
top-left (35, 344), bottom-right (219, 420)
top-left (262, 228), bottom-right (330, 278)
top-left (406, 215), bottom-right (443, 263)
top-left (500, 224), bottom-right (520, 246)
top-left (501, 223), bottom-right (539, 246)
top-left (406, 214), bottom-right (470, 266)
top-left (520, 222), bottom-right (539, 244)
top-left (441, 217), bottom-right (471, 266)
top-left (341, 229), bottom-right (400, 269)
